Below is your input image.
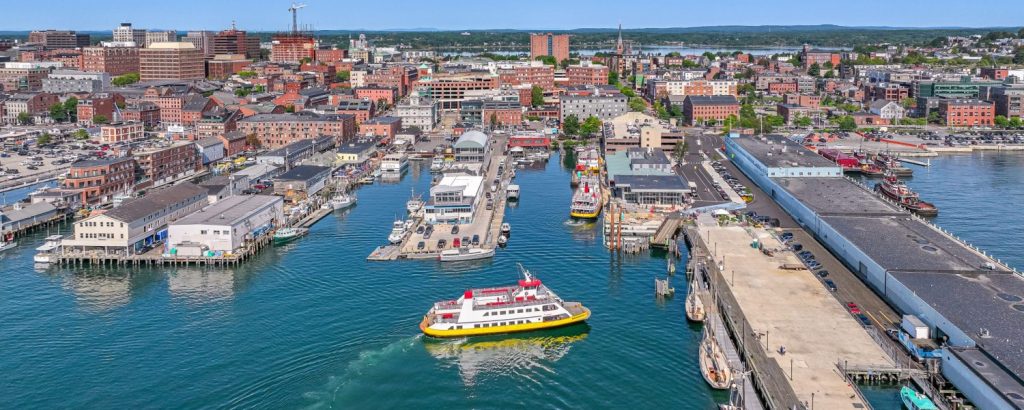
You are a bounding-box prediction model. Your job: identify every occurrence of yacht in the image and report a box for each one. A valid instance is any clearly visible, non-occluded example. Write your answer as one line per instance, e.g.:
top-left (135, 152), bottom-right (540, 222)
top-left (438, 247), bottom-right (495, 262)
top-left (388, 219), bottom-right (408, 244)
top-left (329, 193), bottom-right (357, 211)
top-left (501, 223), bottom-right (511, 236)
top-left (33, 235), bottom-right (63, 263)
top-left (430, 157), bottom-right (445, 172)
top-left (407, 188), bottom-right (425, 214)
top-left (686, 276), bottom-right (706, 322)
top-left (497, 235), bottom-right (508, 247)
top-left (380, 153), bottom-right (409, 174)
top-left (419, 265), bottom-right (591, 337)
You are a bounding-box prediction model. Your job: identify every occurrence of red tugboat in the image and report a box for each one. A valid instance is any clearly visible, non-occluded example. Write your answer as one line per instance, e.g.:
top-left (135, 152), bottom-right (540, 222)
top-left (874, 153), bottom-right (914, 177)
top-left (874, 173), bottom-right (938, 216)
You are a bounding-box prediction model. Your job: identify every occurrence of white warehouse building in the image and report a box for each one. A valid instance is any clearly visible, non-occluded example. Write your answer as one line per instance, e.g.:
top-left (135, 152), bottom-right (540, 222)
top-left (167, 195), bottom-right (283, 256)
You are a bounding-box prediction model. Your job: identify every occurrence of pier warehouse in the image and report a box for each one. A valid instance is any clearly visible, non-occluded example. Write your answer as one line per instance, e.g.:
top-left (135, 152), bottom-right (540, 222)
top-left (166, 195), bottom-right (283, 256)
top-left (425, 173), bottom-right (484, 224)
top-left (62, 182), bottom-right (208, 254)
top-left (273, 165), bottom-right (331, 201)
top-left (725, 134), bottom-right (1024, 409)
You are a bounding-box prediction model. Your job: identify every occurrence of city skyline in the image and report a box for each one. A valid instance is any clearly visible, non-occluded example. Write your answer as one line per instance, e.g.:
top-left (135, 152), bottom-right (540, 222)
top-left (3, 0), bottom-right (1022, 31)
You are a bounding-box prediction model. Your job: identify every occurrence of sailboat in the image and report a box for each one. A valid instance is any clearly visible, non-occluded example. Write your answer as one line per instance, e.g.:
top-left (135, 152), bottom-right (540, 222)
top-left (686, 275), bottom-right (706, 322)
top-left (700, 326), bottom-right (733, 389)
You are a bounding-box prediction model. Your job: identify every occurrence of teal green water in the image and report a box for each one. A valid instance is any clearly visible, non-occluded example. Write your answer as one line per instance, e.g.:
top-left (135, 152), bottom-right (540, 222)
top-left (0, 154), bottom-right (719, 408)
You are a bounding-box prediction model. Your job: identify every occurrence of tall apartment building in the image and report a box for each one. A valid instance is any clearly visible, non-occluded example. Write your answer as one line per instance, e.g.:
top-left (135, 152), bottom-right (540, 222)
top-left (62, 157), bottom-right (137, 205)
top-left (415, 73), bottom-right (500, 110)
top-left (139, 42), bottom-right (205, 81)
top-left (28, 30), bottom-right (90, 49)
top-left (144, 31), bottom-right (177, 47)
top-left (113, 23), bottom-right (146, 46)
top-left (213, 29), bottom-right (261, 59)
top-left (183, 31), bottom-right (215, 57)
top-left (82, 46), bottom-right (140, 76)
top-left (530, 33), bottom-right (570, 63)
top-left (132, 142), bottom-right (201, 188)
top-left (559, 92), bottom-right (628, 122)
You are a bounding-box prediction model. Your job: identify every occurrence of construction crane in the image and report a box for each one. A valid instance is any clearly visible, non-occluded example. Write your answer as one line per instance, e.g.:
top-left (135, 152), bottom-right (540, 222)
top-left (288, 3), bottom-right (306, 34)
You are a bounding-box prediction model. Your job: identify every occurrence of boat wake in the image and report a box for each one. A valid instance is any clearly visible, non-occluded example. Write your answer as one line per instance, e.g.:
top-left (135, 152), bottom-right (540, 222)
top-left (301, 335), bottom-right (423, 409)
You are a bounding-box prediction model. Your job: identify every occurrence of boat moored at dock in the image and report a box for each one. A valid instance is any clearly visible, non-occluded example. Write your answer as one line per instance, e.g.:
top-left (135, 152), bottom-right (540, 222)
top-left (328, 193), bottom-right (357, 211)
top-left (0, 232), bottom-right (17, 252)
top-left (900, 386), bottom-right (938, 410)
top-left (419, 265), bottom-right (591, 337)
top-left (506, 184), bottom-right (520, 200)
top-left (874, 173), bottom-right (938, 216)
top-left (438, 247), bottom-right (495, 262)
top-left (699, 326), bottom-right (733, 389)
top-left (273, 227), bottom-right (308, 245)
top-left (569, 178), bottom-right (602, 219)
top-left (33, 235), bottom-right (63, 263)
top-left (686, 276), bottom-right (706, 323)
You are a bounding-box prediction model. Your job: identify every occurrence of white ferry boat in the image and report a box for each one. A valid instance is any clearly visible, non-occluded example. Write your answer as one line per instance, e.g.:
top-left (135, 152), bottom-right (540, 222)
top-left (406, 188), bottom-right (425, 213)
top-left (419, 265), bottom-right (591, 337)
top-left (380, 153), bottom-right (409, 174)
top-left (438, 247), bottom-right (495, 262)
top-left (33, 235), bottom-right (63, 263)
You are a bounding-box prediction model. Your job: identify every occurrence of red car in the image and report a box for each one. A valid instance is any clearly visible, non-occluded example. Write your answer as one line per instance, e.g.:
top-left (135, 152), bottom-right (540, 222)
top-left (847, 302), bottom-right (861, 315)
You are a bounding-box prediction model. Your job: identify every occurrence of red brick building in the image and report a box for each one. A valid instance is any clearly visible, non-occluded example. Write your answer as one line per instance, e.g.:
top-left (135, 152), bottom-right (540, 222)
top-left (237, 112), bottom-right (356, 148)
top-left (271, 34), bottom-right (316, 64)
top-left (499, 64), bottom-right (555, 90)
top-left (207, 54), bottom-right (253, 80)
top-left (77, 93), bottom-right (123, 125)
top-left (333, 98), bottom-right (375, 124)
top-left (216, 130), bottom-right (248, 157)
top-left (142, 85), bottom-right (192, 125)
top-left (359, 116), bottom-right (402, 139)
top-left (980, 68), bottom-right (1009, 81)
top-left (530, 33), bottom-right (570, 63)
top-left (783, 94), bottom-right (821, 108)
top-left (315, 48), bottom-right (347, 64)
top-left (939, 99), bottom-right (995, 127)
top-left (99, 121), bottom-right (145, 143)
top-left (121, 102), bottom-right (161, 128)
top-left (212, 29), bottom-right (261, 59)
top-left (132, 142), bottom-right (201, 187)
top-left (354, 86), bottom-right (398, 106)
top-left (483, 102), bottom-right (523, 127)
top-left (565, 64), bottom-right (609, 87)
top-left (767, 81), bottom-right (798, 95)
top-left (82, 46), bottom-right (140, 76)
top-left (62, 157), bottom-right (136, 205)
top-left (682, 95), bottom-right (740, 125)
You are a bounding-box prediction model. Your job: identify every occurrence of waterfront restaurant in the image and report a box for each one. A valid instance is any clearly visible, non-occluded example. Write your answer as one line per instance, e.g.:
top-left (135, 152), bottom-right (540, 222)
top-left (452, 130), bottom-right (490, 163)
top-left (424, 173), bottom-right (484, 224)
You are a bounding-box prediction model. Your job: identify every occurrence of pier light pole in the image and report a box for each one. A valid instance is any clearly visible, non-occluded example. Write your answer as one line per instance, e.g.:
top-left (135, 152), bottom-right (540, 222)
top-left (790, 358), bottom-right (794, 380)
top-left (811, 392), bottom-right (815, 410)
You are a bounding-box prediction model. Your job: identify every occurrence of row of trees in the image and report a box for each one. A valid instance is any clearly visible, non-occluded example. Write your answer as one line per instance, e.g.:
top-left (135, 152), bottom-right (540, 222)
top-left (111, 72), bottom-right (140, 86)
top-left (562, 114), bottom-right (602, 138)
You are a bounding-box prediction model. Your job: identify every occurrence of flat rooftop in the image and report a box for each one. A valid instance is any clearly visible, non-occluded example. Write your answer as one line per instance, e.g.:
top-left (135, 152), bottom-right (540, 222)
top-left (946, 347), bottom-right (1024, 408)
top-left (896, 272), bottom-right (1024, 379)
top-left (731, 135), bottom-right (840, 169)
top-left (172, 195), bottom-right (281, 227)
top-left (822, 215), bottom-right (1006, 274)
top-left (773, 177), bottom-right (905, 216)
top-left (614, 174), bottom-right (689, 191)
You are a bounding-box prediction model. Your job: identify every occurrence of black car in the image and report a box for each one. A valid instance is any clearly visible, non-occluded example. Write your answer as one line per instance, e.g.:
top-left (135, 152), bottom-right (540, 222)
top-left (437, 239), bottom-right (447, 249)
top-left (471, 234), bottom-right (480, 245)
top-left (451, 225), bottom-right (460, 235)
top-left (790, 243), bottom-right (803, 251)
top-left (417, 241), bottom-right (425, 250)
top-left (856, 314), bottom-right (871, 327)
top-left (816, 270), bottom-right (829, 278)
top-left (823, 279), bottom-right (837, 292)
top-left (416, 225), bottom-right (425, 235)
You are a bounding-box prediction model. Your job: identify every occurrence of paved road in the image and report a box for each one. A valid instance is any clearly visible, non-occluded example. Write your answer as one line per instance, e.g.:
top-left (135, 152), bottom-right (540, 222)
top-left (715, 145), bottom-right (921, 371)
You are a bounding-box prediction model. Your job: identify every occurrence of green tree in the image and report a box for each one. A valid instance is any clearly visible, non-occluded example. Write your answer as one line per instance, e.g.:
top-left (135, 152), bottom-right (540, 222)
top-left (1009, 117), bottom-right (1023, 128)
top-left (628, 97), bottom-right (646, 112)
top-left (49, 103), bottom-right (67, 122)
top-left (654, 101), bottom-right (669, 120)
top-left (562, 114), bottom-right (580, 137)
top-left (17, 112), bottom-right (32, 125)
top-left (72, 129), bottom-right (90, 140)
top-left (235, 88), bottom-right (251, 97)
top-left (93, 114), bottom-right (109, 124)
top-left (580, 116), bottom-right (602, 136)
top-left (836, 115), bottom-right (857, 131)
top-left (111, 72), bottom-right (140, 86)
top-left (285, 105), bottom-right (295, 113)
top-left (489, 112), bottom-right (499, 129)
top-left (36, 133), bottom-right (53, 146)
top-left (995, 115), bottom-right (1009, 127)
top-left (673, 140), bottom-right (687, 163)
top-left (927, 111), bottom-right (940, 124)
top-left (245, 133), bottom-right (262, 149)
top-left (900, 97), bottom-right (916, 109)
top-left (607, 71), bottom-right (619, 86)
top-left (335, 70), bottom-right (350, 82)
top-left (530, 85), bottom-right (544, 107)
top-left (535, 55), bottom-right (557, 66)
top-left (823, 70), bottom-right (835, 79)
top-left (808, 62), bottom-right (821, 76)
top-left (794, 115), bottom-right (813, 127)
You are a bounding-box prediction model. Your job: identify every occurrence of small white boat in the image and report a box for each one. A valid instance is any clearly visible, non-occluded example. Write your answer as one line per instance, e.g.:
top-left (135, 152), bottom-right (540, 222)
top-left (330, 193), bottom-right (357, 210)
top-left (430, 157), bottom-right (445, 172)
top-left (438, 247), bottom-right (495, 262)
top-left (0, 232), bottom-right (16, 252)
top-left (33, 234), bottom-right (63, 263)
top-left (506, 184), bottom-right (520, 200)
top-left (407, 188), bottom-right (425, 214)
top-left (501, 223), bottom-right (511, 235)
top-left (388, 219), bottom-right (407, 244)
top-left (497, 235), bottom-right (508, 246)
top-left (273, 227), bottom-right (308, 244)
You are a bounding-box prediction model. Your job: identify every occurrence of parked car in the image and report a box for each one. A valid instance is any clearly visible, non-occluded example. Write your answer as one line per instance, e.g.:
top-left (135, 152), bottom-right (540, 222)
top-left (461, 236), bottom-right (470, 248)
top-left (790, 243), bottom-right (803, 251)
top-left (437, 239), bottom-right (447, 249)
top-left (451, 225), bottom-right (460, 235)
top-left (816, 270), bottom-right (829, 278)
top-left (471, 234), bottom-right (480, 245)
top-left (824, 279), bottom-right (837, 292)
top-left (417, 241), bottom-right (425, 250)
top-left (847, 302), bottom-right (861, 315)
top-left (856, 314), bottom-right (872, 327)
top-left (416, 225), bottom-right (425, 235)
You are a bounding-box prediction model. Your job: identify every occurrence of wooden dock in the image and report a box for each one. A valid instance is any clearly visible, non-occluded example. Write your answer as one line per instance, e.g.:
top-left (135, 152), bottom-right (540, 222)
top-left (650, 215), bottom-right (685, 248)
top-left (58, 234), bottom-right (274, 268)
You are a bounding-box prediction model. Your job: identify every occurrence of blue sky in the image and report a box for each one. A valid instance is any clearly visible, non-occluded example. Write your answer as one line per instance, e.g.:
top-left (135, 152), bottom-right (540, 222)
top-left (4, 0), bottom-right (1021, 31)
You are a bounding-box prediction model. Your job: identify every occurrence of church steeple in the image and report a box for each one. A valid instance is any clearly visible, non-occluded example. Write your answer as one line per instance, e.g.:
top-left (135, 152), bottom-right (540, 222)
top-left (616, 23), bottom-right (624, 55)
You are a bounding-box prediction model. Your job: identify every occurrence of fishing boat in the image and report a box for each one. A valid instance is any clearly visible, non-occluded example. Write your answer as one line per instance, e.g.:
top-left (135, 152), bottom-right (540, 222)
top-left (406, 188), bottom-right (425, 214)
top-left (506, 184), bottom-right (520, 200)
top-left (419, 265), bottom-right (591, 337)
top-left (501, 223), bottom-right (511, 235)
top-left (430, 157), bottom-right (445, 172)
top-left (569, 177), bottom-right (602, 219)
top-left (438, 247), bottom-right (495, 262)
top-left (900, 386), bottom-right (938, 410)
top-left (700, 327), bottom-right (733, 389)
top-left (329, 193), bottom-right (357, 211)
top-left (388, 219), bottom-right (408, 244)
top-left (874, 173), bottom-right (938, 217)
top-left (273, 227), bottom-right (308, 244)
top-left (33, 234), bottom-right (63, 263)
top-left (686, 275), bottom-right (706, 322)
top-left (0, 232), bottom-right (17, 252)
top-left (875, 153), bottom-right (914, 177)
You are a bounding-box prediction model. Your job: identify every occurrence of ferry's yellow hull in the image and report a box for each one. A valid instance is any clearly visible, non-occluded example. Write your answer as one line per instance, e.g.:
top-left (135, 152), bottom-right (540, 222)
top-left (570, 208), bottom-right (602, 219)
top-left (421, 307), bottom-right (591, 338)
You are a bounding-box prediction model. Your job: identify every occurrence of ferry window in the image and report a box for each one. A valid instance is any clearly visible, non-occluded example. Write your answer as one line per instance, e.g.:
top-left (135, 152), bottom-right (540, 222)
top-left (517, 309), bottom-right (523, 313)
top-left (456, 326), bottom-right (462, 329)
top-left (474, 324), bottom-right (480, 328)
top-left (483, 312), bottom-right (488, 317)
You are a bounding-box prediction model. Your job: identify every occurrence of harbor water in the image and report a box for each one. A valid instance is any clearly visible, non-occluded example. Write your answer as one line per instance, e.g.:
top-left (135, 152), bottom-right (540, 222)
top-left (4, 151), bottom-right (1018, 408)
top-left (0, 154), bottom-right (717, 408)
